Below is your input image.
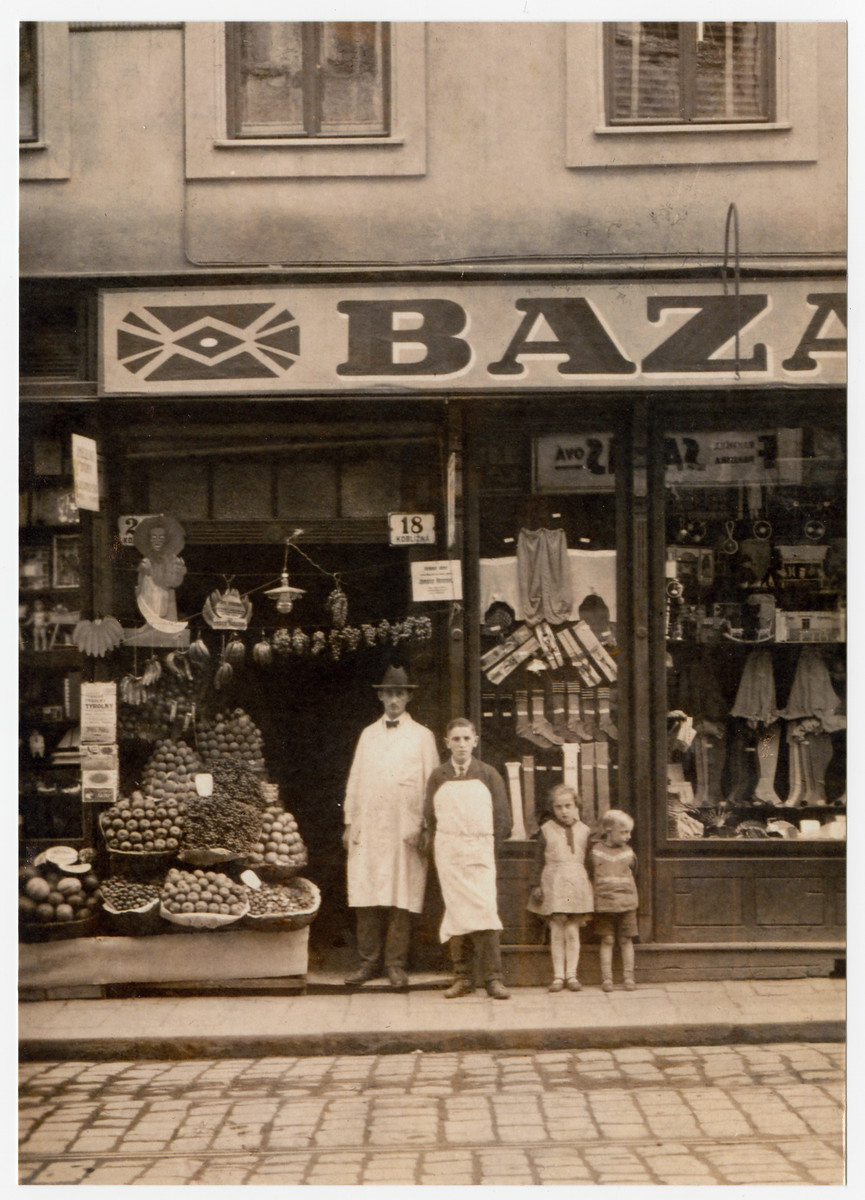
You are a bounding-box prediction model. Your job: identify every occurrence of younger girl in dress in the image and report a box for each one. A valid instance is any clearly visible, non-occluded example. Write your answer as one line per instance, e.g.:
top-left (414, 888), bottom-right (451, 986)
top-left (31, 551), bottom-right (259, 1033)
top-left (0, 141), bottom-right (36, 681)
top-left (527, 783), bottom-right (594, 992)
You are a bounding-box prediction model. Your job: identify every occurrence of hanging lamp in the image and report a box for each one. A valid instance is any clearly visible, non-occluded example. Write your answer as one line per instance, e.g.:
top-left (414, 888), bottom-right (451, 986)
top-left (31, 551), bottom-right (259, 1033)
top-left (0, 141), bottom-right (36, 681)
top-left (265, 534), bottom-right (306, 615)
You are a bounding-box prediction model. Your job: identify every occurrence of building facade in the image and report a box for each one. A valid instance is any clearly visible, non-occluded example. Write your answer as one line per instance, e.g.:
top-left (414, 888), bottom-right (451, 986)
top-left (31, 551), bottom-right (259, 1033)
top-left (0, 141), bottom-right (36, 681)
top-left (20, 22), bottom-right (846, 982)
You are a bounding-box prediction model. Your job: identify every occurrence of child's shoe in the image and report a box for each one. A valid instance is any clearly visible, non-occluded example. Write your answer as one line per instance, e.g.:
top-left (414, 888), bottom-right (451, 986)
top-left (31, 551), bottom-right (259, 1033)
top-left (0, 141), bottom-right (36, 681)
top-left (548, 978), bottom-right (565, 993)
top-left (601, 979), bottom-right (614, 993)
top-left (624, 976), bottom-right (637, 991)
top-left (566, 978), bottom-right (582, 992)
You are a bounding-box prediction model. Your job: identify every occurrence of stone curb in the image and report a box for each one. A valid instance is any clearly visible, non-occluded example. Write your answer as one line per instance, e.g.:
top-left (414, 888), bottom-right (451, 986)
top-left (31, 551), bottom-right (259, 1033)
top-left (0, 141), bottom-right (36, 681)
top-left (18, 1018), bottom-right (845, 1062)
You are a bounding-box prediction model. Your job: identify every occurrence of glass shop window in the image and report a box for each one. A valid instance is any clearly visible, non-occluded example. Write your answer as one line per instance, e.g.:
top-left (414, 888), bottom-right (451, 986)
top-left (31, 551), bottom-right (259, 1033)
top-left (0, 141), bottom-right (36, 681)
top-left (478, 430), bottom-right (619, 838)
top-left (664, 426), bottom-right (846, 844)
top-left (226, 22), bottom-right (390, 138)
top-left (605, 22), bottom-right (775, 125)
top-left (20, 22), bottom-right (37, 143)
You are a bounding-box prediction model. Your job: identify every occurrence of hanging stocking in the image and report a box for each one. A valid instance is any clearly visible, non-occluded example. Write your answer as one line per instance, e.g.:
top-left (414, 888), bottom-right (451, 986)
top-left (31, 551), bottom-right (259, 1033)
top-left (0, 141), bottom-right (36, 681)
top-left (516, 689), bottom-right (552, 749)
top-left (531, 688), bottom-right (564, 746)
top-left (566, 682), bottom-right (593, 742)
top-left (695, 724), bottom-right (726, 808)
top-left (725, 722), bottom-right (754, 806)
top-left (807, 732), bottom-right (834, 806)
top-left (597, 686), bottom-right (618, 740)
top-left (784, 723), bottom-right (806, 807)
top-left (753, 721), bottom-right (782, 806)
top-left (580, 688), bottom-right (598, 740)
top-left (580, 742), bottom-right (596, 826)
top-left (551, 680), bottom-right (571, 741)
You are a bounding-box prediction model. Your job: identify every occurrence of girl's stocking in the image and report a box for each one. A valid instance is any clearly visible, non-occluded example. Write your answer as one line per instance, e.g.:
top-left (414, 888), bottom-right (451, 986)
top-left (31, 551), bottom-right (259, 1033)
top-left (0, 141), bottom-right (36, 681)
top-left (599, 937), bottom-right (614, 984)
top-left (549, 918), bottom-right (566, 980)
top-left (564, 919), bottom-right (581, 981)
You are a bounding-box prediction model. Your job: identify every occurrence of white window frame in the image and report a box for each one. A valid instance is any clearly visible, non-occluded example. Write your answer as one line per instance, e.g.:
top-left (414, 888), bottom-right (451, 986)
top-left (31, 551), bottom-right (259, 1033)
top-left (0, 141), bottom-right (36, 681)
top-left (184, 22), bottom-right (426, 179)
top-left (19, 22), bottom-right (71, 181)
top-left (566, 23), bottom-right (819, 168)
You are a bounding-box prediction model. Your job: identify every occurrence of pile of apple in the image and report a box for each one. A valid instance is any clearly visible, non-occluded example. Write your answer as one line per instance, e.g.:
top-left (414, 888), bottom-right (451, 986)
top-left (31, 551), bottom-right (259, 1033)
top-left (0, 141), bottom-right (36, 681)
top-left (101, 790), bottom-right (185, 854)
top-left (140, 739), bottom-right (203, 805)
top-left (245, 806), bottom-right (307, 871)
top-left (197, 708), bottom-right (266, 773)
top-left (161, 868), bottom-right (248, 917)
top-left (19, 854), bottom-right (101, 927)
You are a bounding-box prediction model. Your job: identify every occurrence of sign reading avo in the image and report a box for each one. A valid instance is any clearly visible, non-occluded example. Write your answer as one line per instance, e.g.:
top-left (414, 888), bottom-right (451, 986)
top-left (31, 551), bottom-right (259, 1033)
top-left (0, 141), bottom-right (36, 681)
top-left (100, 283), bottom-right (846, 394)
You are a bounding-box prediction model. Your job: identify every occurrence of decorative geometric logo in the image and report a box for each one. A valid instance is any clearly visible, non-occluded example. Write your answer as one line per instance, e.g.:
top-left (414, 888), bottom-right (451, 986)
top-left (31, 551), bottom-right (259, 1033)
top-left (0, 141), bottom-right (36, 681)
top-left (116, 303), bottom-right (300, 381)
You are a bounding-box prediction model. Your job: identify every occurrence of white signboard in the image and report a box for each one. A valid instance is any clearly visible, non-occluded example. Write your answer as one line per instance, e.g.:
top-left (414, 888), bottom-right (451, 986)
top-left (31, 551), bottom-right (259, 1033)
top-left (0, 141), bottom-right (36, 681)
top-left (389, 512), bottom-right (436, 545)
top-left (410, 560), bottom-right (463, 602)
top-left (100, 280), bottom-right (846, 395)
top-left (71, 434), bottom-right (100, 511)
top-left (80, 682), bottom-right (117, 744)
top-left (535, 433), bottom-right (616, 493)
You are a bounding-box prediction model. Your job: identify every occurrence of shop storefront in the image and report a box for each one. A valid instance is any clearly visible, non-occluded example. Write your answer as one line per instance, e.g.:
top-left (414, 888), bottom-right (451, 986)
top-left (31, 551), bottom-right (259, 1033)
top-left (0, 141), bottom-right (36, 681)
top-left (19, 271), bottom-right (846, 989)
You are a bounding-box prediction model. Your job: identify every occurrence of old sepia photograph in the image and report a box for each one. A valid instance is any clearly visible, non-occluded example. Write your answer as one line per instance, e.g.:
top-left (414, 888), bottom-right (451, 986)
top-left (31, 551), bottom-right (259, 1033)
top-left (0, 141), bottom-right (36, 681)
top-left (18, 11), bottom-right (846, 1185)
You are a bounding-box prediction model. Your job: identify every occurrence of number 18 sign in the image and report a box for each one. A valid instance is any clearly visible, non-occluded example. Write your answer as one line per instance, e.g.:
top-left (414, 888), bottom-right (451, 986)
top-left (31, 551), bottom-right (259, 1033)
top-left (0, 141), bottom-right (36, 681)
top-left (388, 512), bottom-right (436, 546)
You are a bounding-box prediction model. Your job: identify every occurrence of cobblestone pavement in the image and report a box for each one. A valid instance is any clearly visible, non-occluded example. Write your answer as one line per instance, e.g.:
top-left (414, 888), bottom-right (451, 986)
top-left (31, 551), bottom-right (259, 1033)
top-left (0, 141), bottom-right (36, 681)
top-left (19, 1042), bottom-right (844, 1185)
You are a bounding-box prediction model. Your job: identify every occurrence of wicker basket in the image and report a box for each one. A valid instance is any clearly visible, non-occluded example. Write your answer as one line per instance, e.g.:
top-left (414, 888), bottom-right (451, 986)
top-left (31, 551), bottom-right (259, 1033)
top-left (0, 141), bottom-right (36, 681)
top-left (19, 913), bottom-right (101, 943)
top-left (240, 878), bottom-right (320, 932)
top-left (177, 846), bottom-right (244, 867)
top-left (101, 896), bottom-right (164, 937)
top-left (100, 816), bottom-right (177, 879)
top-left (159, 901), bottom-right (249, 931)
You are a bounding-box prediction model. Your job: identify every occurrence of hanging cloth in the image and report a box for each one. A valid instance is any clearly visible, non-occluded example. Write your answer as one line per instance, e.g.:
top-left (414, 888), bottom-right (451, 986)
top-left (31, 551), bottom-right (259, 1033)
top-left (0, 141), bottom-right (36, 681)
top-left (731, 649), bottom-right (778, 726)
top-left (517, 528), bottom-right (574, 626)
top-left (777, 646), bottom-right (846, 733)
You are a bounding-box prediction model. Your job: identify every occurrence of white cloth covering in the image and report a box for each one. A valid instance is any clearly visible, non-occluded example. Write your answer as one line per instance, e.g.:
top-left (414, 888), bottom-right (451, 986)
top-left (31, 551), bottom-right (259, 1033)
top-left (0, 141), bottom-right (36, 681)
top-left (344, 714), bottom-right (439, 913)
top-left (480, 550), bottom-right (616, 624)
top-left (432, 778), bottom-right (503, 942)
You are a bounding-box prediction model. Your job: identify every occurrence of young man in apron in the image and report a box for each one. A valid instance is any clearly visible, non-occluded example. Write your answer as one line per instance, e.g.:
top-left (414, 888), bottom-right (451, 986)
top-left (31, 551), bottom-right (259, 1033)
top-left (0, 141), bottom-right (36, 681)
top-left (421, 718), bottom-right (512, 999)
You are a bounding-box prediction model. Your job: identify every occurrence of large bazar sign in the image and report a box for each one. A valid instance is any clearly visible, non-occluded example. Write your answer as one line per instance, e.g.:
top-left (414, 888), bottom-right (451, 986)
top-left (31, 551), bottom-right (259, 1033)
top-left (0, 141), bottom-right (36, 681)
top-left (99, 281), bottom-right (845, 395)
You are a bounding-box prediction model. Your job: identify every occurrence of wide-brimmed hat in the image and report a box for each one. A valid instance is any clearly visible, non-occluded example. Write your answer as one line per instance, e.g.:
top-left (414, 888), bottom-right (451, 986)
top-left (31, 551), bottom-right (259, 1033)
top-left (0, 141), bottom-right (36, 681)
top-left (133, 513), bottom-right (185, 559)
top-left (372, 665), bottom-right (418, 691)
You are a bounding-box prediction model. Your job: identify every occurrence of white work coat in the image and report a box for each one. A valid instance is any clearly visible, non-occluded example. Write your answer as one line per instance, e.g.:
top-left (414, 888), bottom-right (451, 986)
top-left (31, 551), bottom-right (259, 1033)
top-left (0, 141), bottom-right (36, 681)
top-left (344, 713), bottom-right (439, 912)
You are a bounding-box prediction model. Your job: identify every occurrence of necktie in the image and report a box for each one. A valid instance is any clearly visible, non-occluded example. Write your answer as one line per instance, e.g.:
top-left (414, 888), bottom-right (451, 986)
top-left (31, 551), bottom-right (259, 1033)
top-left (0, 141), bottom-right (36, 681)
top-left (386, 720), bottom-right (400, 729)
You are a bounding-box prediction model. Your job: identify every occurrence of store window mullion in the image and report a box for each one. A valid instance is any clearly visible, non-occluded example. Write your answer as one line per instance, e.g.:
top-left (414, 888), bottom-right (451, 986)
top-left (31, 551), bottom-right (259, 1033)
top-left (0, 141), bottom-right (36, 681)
top-left (304, 23), bottom-right (321, 136)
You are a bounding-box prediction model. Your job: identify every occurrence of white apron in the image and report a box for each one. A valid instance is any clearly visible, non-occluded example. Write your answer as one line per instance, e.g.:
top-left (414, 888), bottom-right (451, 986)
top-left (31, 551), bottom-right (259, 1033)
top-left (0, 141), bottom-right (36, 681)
top-left (344, 716), bottom-right (439, 913)
top-left (433, 778), bottom-right (503, 942)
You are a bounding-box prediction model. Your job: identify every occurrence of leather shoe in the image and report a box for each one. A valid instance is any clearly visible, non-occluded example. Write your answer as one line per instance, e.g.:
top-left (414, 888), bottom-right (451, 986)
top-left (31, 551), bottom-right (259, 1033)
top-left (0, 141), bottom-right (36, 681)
top-left (444, 978), bottom-right (474, 999)
top-left (345, 964), bottom-right (377, 986)
top-left (486, 980), bottom-right (510, 1000)
top-left (387, 966), bottom-right (409, 990)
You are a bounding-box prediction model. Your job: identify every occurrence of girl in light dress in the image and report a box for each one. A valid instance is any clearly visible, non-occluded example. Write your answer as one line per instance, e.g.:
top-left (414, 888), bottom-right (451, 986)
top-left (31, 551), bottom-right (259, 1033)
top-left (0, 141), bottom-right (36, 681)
top-left (527, 784), bottom-right (594, 992)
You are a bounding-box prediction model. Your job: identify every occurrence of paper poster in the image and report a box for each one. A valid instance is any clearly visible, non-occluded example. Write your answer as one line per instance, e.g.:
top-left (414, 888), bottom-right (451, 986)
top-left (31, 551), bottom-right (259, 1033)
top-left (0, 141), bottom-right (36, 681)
top-left (80, 682), bottom-right (117, 744)
top-left (410, 560), bottom-right (463, 602)
top-left (71, 433), bottom-right (100, 511)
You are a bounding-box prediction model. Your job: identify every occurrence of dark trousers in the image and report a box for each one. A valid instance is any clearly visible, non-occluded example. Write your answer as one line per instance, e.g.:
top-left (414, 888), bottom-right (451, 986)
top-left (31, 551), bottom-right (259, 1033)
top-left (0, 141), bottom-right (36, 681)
top-left (449, 930), bottom-right (503, 985)
top-left (355, 906), bottom-right (412, 972)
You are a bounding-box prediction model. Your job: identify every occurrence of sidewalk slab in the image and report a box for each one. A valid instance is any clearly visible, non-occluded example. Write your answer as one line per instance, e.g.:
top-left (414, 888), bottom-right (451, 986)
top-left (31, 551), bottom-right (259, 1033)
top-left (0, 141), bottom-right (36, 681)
top-left (18, 978), bottom-right (845, 1061)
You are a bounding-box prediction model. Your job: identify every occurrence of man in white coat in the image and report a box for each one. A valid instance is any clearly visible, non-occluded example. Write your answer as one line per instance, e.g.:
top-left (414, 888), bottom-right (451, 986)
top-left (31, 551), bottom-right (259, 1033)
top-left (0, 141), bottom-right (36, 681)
top-left (343, 665), bottom-right (439, 989)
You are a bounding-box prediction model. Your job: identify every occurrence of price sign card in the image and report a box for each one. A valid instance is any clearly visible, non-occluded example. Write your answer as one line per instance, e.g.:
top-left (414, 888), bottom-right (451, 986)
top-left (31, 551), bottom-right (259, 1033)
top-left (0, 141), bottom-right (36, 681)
top-left (72, 434), bottom-right (100, 512)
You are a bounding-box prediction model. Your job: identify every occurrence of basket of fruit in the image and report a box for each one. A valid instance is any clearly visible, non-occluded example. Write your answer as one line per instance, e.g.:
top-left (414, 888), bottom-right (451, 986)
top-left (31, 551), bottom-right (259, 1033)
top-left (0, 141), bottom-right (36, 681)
top-left (100, 791), bottom-right (183, 878)
top-left (159, 867), bottom-right (249, 930)
top-left (177, 796), bottom-right (263, 867)
top-left (241, 877), bottom-right (321, 932)
top-left (100, 878), bottom-right (164, 937)
top-left (19, 861), bottom-right (102, 942)
top-left (244, 807), bottom-right (308, 880)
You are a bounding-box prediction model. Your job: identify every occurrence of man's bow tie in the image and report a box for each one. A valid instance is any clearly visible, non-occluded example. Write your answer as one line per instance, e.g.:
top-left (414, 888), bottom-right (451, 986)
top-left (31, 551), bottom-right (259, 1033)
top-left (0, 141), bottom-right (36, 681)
top-left (386, 720), bottom-right (400, 729)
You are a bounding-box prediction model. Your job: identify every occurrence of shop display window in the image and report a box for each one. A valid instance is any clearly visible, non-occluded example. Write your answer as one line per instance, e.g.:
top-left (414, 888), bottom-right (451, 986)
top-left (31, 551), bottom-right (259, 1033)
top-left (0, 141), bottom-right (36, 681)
top-left (664, 425), bottom-right (846, 843)
top-left (477, 428), bottom-right (619, 837)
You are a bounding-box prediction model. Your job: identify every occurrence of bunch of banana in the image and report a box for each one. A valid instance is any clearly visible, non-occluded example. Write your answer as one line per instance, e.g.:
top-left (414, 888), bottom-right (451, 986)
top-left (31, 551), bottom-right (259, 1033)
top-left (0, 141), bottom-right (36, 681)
top-left (141, 657), bottom-right (162, 687)
top-left (72, 616), bottom-right (125, 657)
top-left (119, 674), bottom-right (147, 706)
top-left (164, 650), bottom-right (194, 680)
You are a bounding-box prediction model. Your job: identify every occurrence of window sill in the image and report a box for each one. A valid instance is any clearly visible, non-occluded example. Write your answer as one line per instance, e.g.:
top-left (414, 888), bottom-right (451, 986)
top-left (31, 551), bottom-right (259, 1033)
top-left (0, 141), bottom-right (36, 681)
top-left (596, 122), bottom-right (793, 137)
top-left (20, 140), bottom-right (50, 152)
top-left (211, 136), bottom-right (406, 150)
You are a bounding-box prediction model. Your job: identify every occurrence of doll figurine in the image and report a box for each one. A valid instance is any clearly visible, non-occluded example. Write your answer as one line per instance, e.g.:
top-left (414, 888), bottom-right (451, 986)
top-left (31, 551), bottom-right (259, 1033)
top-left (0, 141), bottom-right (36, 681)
top-left (133, 515), bottom-right (188, 633)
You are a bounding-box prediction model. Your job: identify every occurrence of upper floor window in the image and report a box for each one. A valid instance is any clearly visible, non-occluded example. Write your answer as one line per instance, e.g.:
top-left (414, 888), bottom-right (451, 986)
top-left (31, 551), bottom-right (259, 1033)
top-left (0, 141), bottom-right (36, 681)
top-left (605, 22), bottom-right (775, 125)
top-left (226, 22), bottom-right (390, 139)
top-left (20, 22), bottom-right (38, 142)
